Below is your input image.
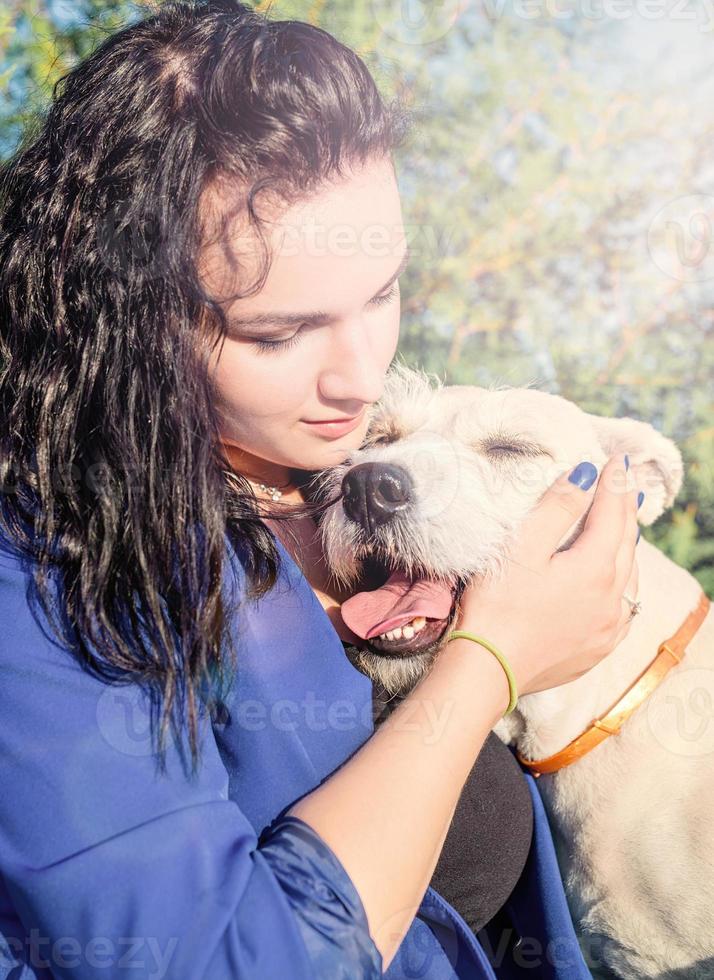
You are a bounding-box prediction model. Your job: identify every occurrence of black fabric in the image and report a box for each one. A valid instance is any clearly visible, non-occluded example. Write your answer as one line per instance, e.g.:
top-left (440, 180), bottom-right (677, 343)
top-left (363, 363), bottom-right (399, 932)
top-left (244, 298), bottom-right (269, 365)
top-left (430, 730), bottom-right (534, 934)
top-left (369, 675), bottom-right (534, 937)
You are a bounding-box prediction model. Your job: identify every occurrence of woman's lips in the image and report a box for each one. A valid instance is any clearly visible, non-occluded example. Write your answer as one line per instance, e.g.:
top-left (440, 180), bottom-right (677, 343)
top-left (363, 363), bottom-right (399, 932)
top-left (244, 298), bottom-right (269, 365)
top-left (302, 410), bottom-right (364, 438)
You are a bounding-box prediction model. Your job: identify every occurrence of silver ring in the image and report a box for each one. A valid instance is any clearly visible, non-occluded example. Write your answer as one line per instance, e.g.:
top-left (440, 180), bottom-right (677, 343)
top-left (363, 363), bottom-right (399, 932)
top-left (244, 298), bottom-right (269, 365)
top-left (622, 591), bottom-right (642, 620)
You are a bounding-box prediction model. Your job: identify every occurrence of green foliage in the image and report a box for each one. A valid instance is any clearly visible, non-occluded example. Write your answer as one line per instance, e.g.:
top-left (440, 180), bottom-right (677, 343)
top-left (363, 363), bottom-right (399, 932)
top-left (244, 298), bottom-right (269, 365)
top-left (0, 0), bottom-right (147, 152)
top-left (1, 0), bottom-right (711, 597)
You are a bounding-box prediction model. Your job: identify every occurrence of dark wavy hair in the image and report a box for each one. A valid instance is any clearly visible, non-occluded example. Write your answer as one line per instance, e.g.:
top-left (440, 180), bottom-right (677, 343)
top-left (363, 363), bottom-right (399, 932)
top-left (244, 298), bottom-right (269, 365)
top-left (0, 0), bottom-right (412, 773)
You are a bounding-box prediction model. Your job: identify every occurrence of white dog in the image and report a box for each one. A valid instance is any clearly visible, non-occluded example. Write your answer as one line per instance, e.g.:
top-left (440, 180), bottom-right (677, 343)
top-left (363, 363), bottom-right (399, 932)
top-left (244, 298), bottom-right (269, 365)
top-left (313, 361), bottom-right (713, 980)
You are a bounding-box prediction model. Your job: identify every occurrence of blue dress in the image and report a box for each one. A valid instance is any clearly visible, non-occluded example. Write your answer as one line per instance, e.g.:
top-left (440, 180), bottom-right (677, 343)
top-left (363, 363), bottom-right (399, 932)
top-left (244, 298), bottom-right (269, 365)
top-left (0, 523), bottom-right (593, 979)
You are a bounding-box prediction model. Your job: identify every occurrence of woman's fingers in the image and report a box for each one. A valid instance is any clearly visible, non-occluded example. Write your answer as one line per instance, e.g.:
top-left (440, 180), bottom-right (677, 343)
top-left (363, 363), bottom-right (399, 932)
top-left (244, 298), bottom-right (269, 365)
top-left (611, 554), bottom-right (641, 646)
top-left (614, 482), bottom-right (640, 595)
top-left (515, 457), bottom-right (602, 567)
top-left (566, 454), bottom-right (634, 572)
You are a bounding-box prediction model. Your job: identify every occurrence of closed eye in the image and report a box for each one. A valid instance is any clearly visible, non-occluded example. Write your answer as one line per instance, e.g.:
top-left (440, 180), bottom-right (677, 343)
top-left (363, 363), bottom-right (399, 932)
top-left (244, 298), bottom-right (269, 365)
top-left (369, 283), bottom-right (399, 308)
top-left (248, 283), bottom-right (400, 354)
top-left (487, 444), bottom-right (531, 455)
top-left (366, 426), bottom-right (399, 447)
top-left (483, 439), bottom-right (550, 457)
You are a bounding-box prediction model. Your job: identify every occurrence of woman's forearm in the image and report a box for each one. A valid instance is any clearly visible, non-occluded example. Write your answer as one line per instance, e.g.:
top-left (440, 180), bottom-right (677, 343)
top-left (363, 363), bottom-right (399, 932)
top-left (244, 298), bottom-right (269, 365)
top-left (287, 636), bottom-right (512, 971)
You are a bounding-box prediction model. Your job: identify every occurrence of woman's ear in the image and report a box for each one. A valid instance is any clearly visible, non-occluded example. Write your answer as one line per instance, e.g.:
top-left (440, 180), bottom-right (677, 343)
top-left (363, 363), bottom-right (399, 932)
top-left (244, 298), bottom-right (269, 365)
top-left (585, 412), bottom-right (684, 526)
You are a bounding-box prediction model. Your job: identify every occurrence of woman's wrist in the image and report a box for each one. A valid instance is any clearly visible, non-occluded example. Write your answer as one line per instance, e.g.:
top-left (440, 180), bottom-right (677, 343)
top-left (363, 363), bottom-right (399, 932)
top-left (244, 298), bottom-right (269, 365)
top-left (423, 633), bottom-right (514, 727)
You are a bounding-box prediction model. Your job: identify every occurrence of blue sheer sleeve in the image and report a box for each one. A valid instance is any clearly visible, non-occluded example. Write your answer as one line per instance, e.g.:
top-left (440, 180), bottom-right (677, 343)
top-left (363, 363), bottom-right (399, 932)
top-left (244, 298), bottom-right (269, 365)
top-left (0, 551), bottom-right (382, 980)
top-left (259, 815), bottom-right (383, 979)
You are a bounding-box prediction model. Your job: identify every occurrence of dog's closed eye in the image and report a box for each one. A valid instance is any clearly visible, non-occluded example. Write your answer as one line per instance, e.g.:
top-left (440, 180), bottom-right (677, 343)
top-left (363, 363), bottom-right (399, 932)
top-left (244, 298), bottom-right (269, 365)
top-left (481, 437), bottom-right (550, 458)
top-left (364, 422), bottom-right (402, 447)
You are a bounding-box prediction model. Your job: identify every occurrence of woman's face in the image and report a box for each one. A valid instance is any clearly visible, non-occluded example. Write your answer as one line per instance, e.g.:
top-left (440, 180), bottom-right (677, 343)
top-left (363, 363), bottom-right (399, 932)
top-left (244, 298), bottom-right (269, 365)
top-left (199, 156), bottom-right (408, 478)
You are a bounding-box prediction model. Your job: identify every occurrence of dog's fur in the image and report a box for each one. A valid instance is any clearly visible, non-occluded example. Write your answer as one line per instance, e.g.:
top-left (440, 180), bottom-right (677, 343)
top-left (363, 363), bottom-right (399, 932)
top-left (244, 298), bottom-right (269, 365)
top-left (316, 362), bottom-right (714, 980)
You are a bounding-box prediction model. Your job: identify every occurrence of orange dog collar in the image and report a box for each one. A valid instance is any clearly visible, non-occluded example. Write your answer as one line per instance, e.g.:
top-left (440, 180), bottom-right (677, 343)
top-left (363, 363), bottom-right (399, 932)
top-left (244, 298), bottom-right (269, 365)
top-left (517, 590), bottom-right (711, 777)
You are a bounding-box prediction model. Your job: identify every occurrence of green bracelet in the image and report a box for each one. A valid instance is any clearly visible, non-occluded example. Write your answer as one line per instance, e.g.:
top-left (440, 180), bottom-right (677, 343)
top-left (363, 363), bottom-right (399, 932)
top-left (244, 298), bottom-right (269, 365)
top-left (446, 630), bottom-right (519, 715)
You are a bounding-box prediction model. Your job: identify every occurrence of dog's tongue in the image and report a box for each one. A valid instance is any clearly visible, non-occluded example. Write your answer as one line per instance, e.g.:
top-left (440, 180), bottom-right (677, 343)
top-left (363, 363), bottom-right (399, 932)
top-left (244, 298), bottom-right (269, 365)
top-left (340, 570), bottom-right (454, 641)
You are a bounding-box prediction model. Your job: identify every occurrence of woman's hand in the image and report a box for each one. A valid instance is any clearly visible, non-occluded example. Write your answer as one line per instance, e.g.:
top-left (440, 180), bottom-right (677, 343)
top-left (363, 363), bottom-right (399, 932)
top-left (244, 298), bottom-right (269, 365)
top-left (454, 453), bottom-right (640, 697)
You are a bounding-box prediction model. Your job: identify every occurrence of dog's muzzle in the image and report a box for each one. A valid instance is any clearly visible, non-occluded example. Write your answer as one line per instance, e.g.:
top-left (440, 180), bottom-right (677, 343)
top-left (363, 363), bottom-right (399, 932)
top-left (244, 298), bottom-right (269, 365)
top-left (338, 462), bottom-right (459, 657)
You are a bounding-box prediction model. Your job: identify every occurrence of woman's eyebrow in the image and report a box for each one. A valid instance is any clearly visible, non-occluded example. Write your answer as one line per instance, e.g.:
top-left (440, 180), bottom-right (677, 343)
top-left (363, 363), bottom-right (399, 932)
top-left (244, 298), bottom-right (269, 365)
top-left (226, 245), bottom-right (412, 333)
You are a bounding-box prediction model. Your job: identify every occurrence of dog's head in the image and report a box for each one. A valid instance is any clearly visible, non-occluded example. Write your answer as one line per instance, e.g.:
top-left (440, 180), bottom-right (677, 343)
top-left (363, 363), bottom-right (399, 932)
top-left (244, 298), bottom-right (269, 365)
top-left (316, 362), bottom-right (683, 695)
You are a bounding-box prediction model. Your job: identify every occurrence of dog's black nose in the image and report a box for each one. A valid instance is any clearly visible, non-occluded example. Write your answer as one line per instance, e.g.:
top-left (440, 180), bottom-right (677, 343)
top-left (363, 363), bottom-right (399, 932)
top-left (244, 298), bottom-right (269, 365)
top-left (341, 463), bottom-right (413, 533)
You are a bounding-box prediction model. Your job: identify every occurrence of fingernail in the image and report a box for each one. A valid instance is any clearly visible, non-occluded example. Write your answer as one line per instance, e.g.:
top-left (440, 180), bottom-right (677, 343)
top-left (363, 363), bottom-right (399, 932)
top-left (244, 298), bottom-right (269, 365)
top-left (636, 528), bottom-right (641, 544)
top-left (637, 491), bottom-right (645, 509)
top-left (568, 461), bottom-right (598, 490)
top-left (624, 454), bottom-right (630, 470)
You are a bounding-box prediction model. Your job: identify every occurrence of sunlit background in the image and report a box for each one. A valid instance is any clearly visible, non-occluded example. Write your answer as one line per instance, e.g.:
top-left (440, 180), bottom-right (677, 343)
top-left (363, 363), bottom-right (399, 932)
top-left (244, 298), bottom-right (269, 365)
top-left (1, 0), bottom-right (712, 594)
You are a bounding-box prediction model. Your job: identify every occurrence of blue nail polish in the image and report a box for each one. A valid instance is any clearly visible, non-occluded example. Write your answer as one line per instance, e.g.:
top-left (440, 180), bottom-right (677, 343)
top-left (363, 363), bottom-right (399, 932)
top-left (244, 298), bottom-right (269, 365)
top-left (636, 528), bottom-right (641, 543)
top-left (624, 454), bottom-right (630, 470)
top-left (568, 461), bottom-right (598, 491)
top-left (637, 491), bottom-right (645, 509)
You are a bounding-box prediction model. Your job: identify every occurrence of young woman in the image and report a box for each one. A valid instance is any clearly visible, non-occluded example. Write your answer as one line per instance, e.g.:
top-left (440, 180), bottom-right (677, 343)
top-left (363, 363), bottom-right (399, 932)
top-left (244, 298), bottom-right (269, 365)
top-left (0, 2), bottom-right (640, 977)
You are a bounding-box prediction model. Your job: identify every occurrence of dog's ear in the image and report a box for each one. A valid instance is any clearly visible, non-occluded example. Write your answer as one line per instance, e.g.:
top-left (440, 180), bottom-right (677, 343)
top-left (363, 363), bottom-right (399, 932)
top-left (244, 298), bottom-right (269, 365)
top-left (585, 413), bottom-right (684, 525)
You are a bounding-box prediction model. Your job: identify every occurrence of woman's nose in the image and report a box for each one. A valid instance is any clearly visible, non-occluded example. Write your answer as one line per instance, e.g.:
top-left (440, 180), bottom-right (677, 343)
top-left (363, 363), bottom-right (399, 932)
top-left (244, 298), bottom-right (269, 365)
top-left (317, 320), bottom-right (386, 406)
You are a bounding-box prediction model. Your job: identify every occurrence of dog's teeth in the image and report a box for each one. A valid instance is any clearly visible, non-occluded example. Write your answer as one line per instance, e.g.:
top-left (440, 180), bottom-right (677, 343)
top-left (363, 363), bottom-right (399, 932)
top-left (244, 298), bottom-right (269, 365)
top-left (374, 616), bottom-right (428, 643)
